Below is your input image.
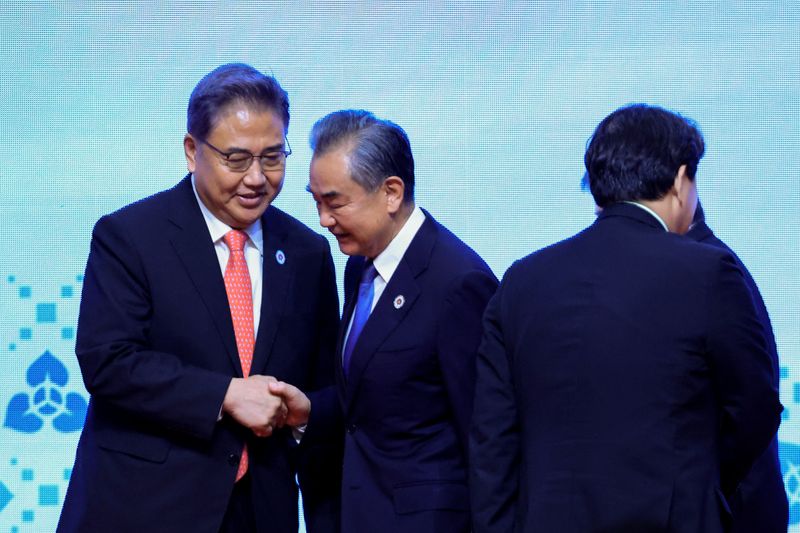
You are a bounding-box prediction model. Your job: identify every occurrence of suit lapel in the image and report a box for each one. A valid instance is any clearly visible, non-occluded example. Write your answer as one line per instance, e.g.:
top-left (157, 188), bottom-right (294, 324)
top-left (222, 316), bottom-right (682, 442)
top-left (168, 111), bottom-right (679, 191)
top-left (250, 207), bottom-right (294, 375)
top-left (166, 176), bottom-right (242, 375)
top-left (343, 215), bottom-right (438, 411)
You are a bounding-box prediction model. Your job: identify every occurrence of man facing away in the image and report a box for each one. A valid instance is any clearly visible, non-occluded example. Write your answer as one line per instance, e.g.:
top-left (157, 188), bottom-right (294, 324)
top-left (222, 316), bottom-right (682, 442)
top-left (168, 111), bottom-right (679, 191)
top-left (470, 104), bottom-right (782, 532)
top-left (58, 64), bottom-right (340, 533)
top-left (271, 110), bottom-right (498, 532)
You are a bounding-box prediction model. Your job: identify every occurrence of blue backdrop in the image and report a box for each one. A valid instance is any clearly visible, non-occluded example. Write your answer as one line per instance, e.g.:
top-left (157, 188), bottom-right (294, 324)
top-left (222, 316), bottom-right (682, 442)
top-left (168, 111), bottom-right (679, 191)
top-left (1, 3), bottom-right (798, 531)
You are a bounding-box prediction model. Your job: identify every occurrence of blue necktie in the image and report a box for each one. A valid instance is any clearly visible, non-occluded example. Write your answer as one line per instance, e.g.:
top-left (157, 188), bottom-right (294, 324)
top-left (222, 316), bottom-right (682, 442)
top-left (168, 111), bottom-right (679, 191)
top-left (343, 263), bottom-right (378, 377)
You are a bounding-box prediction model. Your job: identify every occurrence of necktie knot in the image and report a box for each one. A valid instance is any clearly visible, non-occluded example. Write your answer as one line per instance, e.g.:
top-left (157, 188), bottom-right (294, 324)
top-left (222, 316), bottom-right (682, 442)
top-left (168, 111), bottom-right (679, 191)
top-left (361, 263), bottom-right (378, 286)
top-left (223, 230), bottom-right (248, 253)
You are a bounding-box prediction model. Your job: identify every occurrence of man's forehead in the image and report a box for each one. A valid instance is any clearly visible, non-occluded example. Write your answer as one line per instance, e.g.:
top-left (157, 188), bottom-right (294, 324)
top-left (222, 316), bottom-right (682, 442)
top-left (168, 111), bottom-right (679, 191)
top-left (209, 102), bottom-right (287, 133)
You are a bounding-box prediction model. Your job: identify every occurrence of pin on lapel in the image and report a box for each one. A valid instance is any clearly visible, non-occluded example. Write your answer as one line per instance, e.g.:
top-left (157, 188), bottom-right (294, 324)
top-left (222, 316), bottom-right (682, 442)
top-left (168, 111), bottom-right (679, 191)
top-left (275, 250), bottom-right (286, 265)
top-left (393, 295), bottom-right (405, 309)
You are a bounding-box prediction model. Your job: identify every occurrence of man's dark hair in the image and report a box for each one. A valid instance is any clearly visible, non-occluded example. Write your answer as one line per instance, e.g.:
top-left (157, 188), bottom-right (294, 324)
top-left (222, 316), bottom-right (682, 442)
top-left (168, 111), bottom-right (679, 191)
top-left (187, 63), bottom-right (289, 139)
top-left (583, 104), bottom-right (705, 208)
top-left (309, 109), bottom-right (415, 202)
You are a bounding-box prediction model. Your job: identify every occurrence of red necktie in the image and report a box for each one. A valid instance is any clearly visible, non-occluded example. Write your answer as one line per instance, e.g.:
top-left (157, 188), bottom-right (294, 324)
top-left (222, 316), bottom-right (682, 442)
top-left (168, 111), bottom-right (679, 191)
top-left (223, 230), bottom-right (254, 481)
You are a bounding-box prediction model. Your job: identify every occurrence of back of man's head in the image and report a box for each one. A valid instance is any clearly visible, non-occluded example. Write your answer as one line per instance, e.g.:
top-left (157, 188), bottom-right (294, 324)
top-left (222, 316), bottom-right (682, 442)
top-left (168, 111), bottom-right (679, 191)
top-left (309, 109), bottom-right (415, 203)
top-left (187, 63), bottom-right (290, 139)
top-left (584, 104), bottom-right (704, 208)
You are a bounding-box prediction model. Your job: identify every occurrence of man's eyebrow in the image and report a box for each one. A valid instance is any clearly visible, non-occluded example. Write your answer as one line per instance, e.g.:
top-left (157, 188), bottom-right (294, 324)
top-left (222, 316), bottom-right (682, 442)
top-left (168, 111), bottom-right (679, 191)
top-left (305, 184), bottom-right (340, 199)
top-left (226, 141), bottom-right (286, 154)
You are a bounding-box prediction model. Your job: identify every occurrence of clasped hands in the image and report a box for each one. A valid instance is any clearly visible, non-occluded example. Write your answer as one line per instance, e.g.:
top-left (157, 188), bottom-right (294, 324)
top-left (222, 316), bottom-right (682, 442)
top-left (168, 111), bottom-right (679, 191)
top-left (222, 374), bottom-right (310, 438)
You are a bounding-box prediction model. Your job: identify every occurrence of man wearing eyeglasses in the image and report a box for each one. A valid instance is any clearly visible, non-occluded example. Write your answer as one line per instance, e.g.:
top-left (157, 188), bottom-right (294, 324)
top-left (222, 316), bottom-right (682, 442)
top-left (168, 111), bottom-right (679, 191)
top-left (58, 64), bottom-right (340, 533)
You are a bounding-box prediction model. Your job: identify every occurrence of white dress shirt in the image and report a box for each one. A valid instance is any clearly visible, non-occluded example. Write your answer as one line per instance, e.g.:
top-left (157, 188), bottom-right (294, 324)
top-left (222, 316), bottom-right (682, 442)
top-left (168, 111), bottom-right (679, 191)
top-left (343, 205), bottom-right (426, 346)
top-left (193, 176), bottom-right (306, 438)
top-left (624, 201), bottom-right (669, 232)
top-left (191, 175), bottom-right (264, 332)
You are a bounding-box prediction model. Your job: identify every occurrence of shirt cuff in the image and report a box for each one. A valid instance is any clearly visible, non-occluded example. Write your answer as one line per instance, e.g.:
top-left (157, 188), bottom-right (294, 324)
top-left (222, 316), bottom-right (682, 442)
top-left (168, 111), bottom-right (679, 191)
top-left (292, 424), bottom-right (307, 443)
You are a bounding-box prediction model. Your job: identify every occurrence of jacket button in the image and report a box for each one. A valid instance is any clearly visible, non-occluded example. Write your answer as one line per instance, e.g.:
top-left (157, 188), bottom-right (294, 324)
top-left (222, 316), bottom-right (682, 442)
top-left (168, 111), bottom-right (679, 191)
top-left (227, 453), bottom-right (239, 466)
top-left (347, 424), bottom-right (357, 434)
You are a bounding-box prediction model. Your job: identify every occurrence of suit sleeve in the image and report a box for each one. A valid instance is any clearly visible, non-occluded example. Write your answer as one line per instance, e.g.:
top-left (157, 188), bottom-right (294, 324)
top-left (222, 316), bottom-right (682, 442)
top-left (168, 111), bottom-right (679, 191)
top-left (470, 272), bottom-right (520, 533)
top-left (308, 237), bottom-right (341, 392)
top-left (437, 268), bottom-right (499, 450)
top-left (76, 214), bottom-right (231, 441)
top-left (303, 246), bottom-right (348, 445)
top-left (298, 237), bottom-right (344, 533)
top-left (706, 253), bottom-right (783, 495)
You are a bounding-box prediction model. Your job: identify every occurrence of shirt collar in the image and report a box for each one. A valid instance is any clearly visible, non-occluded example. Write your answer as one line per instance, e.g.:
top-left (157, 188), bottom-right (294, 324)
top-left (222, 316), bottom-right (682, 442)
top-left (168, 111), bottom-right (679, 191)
top-left (191, 174), bottom-right (264, 254)
top-left (623, 201), bottom-right (669, 232)
top-left (372, 205), bottom-right (426, 283)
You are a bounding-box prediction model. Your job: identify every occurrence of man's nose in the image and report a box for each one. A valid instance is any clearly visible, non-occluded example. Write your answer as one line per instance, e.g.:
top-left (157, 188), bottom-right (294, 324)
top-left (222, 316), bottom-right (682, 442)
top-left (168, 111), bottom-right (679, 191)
top-left (319, 210), bottom-right (335, 228)
top-left (242, 160), bottom-right (267, 186)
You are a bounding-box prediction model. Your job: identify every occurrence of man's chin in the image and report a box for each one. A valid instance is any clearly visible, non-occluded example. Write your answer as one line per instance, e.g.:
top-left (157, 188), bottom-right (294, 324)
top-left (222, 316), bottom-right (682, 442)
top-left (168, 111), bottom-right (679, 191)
top-left (334, 237), bottom-right (361, 257)
top-left (227, 205), bottom-right (270, 229)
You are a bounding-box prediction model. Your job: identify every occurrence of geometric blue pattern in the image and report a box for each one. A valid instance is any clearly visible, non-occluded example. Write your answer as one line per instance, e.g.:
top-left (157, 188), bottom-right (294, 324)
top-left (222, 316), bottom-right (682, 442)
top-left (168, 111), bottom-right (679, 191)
top-left (36, 303), bottom-right (56, 323)
top-left (0, 481), bottom-right (12, 512)
top-left (38, 485), bottom-right (58, 506)
top-left (780, 441), bottom-right (800, 525)
top-left (3, 351), bottom-right (87, 434)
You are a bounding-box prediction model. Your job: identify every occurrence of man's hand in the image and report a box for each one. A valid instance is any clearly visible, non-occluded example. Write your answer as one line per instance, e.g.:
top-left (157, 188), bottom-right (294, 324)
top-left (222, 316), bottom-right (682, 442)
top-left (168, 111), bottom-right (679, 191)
top-left (222, 375), bottom-right (288, 437)
top-left (268, 381), bottom-right (311, 427)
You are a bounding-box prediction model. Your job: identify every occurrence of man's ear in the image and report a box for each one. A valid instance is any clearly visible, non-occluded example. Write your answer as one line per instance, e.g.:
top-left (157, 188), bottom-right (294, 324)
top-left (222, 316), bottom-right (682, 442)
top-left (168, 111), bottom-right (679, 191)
top-left (382, 176), bottom-right (406, 214)
top-left (184, 134), bottom-right (198, 173)
top-left (672, 164), bottom-right (689, 205)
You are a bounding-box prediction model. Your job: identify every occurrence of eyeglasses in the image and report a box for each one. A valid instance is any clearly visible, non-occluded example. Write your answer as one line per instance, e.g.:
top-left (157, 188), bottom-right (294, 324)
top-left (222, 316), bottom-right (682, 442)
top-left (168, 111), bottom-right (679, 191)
top-left (197, 137), bottom-right (292, 172)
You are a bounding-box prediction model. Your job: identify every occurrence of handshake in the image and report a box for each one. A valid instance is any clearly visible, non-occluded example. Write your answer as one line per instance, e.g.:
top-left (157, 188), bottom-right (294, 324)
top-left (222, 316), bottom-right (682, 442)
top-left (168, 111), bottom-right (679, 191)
top-left (221, 375), bottom-right (311, 437)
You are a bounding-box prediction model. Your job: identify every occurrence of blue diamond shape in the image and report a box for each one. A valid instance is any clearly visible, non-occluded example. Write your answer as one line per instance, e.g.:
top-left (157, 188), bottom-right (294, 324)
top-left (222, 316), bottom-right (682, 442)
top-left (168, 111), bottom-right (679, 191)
top-left (39, 485), bottom-right (58, 506)
top-left (61, 286), bottom-right (73, 298)
top-left (0, 481), bottom-right (12, 512)
top-left (19, 286), bottom-right (31, 298)
top-left (36, 303), bottom-right (56, 323)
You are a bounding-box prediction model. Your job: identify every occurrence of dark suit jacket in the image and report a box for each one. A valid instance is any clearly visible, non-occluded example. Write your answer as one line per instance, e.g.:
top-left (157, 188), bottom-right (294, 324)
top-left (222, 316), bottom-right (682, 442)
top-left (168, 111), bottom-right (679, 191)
top-left (471, 203), bottom-right (782, 533)
top-left (306, 211), bottom-right (497, 533)
top-left (687, 217), bottom-right (788, 533)
top-left (58, 176), bottom-right (339, 533)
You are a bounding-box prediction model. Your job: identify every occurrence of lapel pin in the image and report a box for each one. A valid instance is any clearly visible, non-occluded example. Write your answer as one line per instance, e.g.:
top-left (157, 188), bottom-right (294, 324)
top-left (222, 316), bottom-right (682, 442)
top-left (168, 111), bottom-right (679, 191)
top-left (275, 250), bottom-right (286, 265)
top-left (393, 295), bottom-right (405, 309)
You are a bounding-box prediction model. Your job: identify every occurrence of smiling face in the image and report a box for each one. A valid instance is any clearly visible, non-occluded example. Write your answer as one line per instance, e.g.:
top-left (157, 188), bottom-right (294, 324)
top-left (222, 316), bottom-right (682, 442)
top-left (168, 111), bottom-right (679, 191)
top-left (184, 102), bottom-right (286, 229)
top-left (308, 147), bottom-right (405, 258)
